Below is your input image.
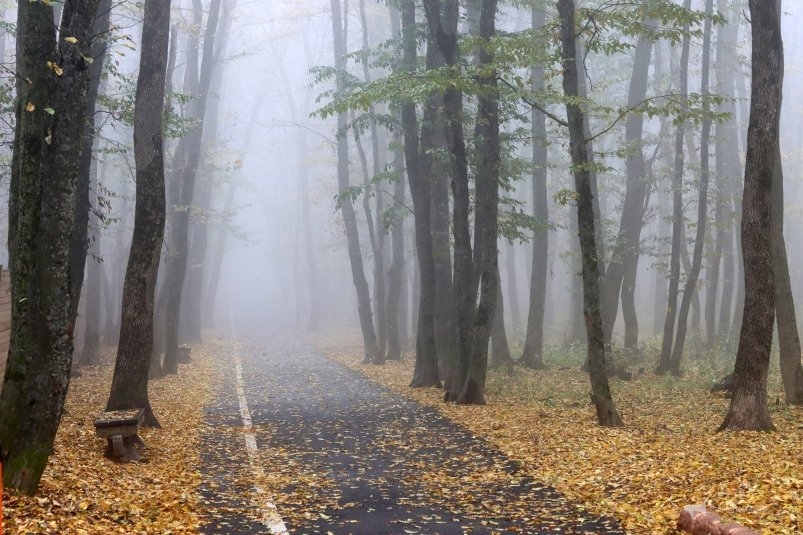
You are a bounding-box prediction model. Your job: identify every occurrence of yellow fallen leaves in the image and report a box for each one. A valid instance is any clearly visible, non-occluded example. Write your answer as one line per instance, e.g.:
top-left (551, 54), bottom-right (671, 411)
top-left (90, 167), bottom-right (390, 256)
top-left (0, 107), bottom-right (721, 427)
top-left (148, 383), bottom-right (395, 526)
top-left (317, 332), bottom-right (803, 535)
top-left (2, 342), bottom-right (221, 534)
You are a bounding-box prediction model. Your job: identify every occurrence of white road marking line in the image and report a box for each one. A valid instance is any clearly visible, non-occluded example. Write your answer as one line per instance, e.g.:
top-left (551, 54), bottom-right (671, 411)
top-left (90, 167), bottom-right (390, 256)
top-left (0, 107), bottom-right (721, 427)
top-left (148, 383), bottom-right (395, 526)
top-left (230, 304), bottom-right (288, 534)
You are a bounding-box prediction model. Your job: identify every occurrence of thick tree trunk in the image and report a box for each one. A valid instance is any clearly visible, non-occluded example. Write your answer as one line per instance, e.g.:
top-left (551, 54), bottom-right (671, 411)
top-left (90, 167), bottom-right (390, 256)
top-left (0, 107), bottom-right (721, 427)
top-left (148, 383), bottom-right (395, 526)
top-left (106, 0), bottom-right (172, 428)
top-left (520, 4), bottom-right (548, 370)
top-left (558, 0), bottom-right (623, 427)
top-left (657, 0), bottom-right (691, 374)
top-left (400, 0), bottom-right (439, 387)
top-left (719, 0), bottom-right (781, 432)
top-left (0, 0), bottom-right (101, 494)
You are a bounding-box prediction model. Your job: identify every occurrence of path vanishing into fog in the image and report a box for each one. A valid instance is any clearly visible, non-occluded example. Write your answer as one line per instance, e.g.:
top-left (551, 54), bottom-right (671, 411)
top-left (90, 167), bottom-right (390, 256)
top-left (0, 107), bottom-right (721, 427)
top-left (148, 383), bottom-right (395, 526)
top-left (199, 333), bottom-right (625, 534)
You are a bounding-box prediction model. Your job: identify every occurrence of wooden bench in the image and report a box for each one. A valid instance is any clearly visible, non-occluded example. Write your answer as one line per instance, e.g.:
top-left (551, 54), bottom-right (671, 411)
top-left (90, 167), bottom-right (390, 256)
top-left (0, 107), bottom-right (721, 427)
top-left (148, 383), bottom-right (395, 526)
top-left (94, 408), bottom-right (145, 461)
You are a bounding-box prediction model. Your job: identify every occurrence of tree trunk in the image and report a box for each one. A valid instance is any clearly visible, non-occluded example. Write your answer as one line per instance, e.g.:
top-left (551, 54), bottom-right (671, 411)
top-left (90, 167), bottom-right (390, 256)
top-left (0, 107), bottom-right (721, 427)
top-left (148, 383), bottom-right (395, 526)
top-left (330, 0), bottom-right (380, 363)
top-left (520, 3), bottom-right (548, 370)
top-left (491, 264), bottom-right (514, 371)
top-left (505, 242), bottom-right (522, 336)
top-left (558, 0), bottom-right (623, 427)
top-left (657, 0), bottom-right (692, 374)
top-left (456, 0), bottom-right (499, 405)
top-left (601, 19), bottom-right (655, 348)
top-left (668, 0), bottom-right (713, 375)
top-left (400, 0), bottom-right (439, 387)
top-left (386, 127), bottom-right (406, 360)
top-left (76, 150), bottom-right (104, 368)
top-left (718, 0), bottom-right (781, 432)
top-left (181, 0), bottom-right (237, 344)
top-left (106, 0), bottom-right (172, 428)
top-left (715, 0), bottom-right (741, 347)
top-left (69, 0), bottom-right (113, 325)
top-left (0, 0), bottom-right (101, 494)
top-left (771, 154), bottom-right (803, 404)
top-left (163, 0), bottom-right (222, 374)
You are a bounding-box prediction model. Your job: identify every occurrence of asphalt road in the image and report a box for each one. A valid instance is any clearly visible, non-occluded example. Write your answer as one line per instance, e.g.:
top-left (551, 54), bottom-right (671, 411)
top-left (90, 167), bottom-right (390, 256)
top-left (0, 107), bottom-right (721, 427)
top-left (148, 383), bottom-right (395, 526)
top-left (200, 334), bottom-right (625, 534)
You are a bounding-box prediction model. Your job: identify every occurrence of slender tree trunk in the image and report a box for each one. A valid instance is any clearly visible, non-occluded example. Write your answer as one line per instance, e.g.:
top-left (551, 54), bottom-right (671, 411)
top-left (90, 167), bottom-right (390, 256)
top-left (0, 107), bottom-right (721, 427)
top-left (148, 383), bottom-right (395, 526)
top-left (771, 154), bottom-right (803, 404)
top-left (181, 0), bottom-right (237, 343)
top-left (716, 0), bottom-right (741, 346)
top-left (356, 0), bottom-right (387, 363)
top-left (658, 0), bottom-right (692, 374)
top-left (718, 0), bottom-right (781, 432)
top-left (76, 150), bottom-right (104, 368)
top-left (456, 0), bottom-right (499, 405)
top-left (521, 4), bottom-right (548, 369)
top-left (69, 0), bottom-right (113, 324)
top-left (669, 0), bottom-right (713, 375)
top-left (0, 0), bottom-right (101, 494)
top-left (386, 125), bottom-right (406, 360)
top-left (601, 19), bottom-right (655, 348)
top-left (400, 0), bottom-right (439, 387)
top-left (106, 0), bottom-right (172, 428)
top-left (558, 0), bottom-right (623, 427)
top-left (163, 0), bottom-right (222, 374)
top-left (330, 0), bottom-right (380, 363)
top-left (505, 242), bottom-right (522, 336)
top-left (491, 264), bottom-right (514, 371)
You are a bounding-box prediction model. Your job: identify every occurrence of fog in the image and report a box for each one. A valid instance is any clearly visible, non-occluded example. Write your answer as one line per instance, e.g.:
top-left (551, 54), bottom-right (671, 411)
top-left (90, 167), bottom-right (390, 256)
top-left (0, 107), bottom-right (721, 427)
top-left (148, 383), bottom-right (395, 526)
top-left (3, 0), bottom-right (802, 359)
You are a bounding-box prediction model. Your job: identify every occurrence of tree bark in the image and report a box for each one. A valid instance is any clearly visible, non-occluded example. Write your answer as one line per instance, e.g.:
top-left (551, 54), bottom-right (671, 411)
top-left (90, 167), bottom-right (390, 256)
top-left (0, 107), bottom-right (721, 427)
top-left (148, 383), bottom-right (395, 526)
top-left (601, 19), bottom-right (655, 349)
top-left (400, 0), bottom-right (439, 387)
top-left (456, 0), bottom-right (499, 405)
top-left (69, 0), bottom-right (113, 325)
top-left (718, 0), bottom-right (781, 432)
top-left (557, 0), bottom-right (623, 427)
top-left (491, 265), bottom-right (514, 371)
top-left (771, 153), bottom-right (803, 404)
top-left (657, 0), bottom-right (692, 374)
top-left (520, 4), bottom-right (548, 370)
top-left (667, 0), bottom-right (713, 376)
top-left (106, 0), bottom-right (172, 428)
top-left (0, 0), bottom-right (101, 494)
top-left (330, 0), bottom-right (380, 363)
top-left (421, 0), bottom-right (472, 402)
top-left (163, 0), bottom-right (222, 374)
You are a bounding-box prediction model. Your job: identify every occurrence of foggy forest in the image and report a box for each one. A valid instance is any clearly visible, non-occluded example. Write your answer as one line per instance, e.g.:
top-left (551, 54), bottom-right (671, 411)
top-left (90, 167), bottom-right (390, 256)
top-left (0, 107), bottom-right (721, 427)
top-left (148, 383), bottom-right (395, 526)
top-left (0, 0), bottom-right (801, 533)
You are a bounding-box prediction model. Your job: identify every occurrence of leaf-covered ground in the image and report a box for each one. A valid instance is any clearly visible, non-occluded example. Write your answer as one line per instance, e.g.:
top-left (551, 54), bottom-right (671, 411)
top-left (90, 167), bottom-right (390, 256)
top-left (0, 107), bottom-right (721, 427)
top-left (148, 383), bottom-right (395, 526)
top-left (2, 342), bottom-right (221, 534)
top-left (314, 334), bottom-right (803, 535)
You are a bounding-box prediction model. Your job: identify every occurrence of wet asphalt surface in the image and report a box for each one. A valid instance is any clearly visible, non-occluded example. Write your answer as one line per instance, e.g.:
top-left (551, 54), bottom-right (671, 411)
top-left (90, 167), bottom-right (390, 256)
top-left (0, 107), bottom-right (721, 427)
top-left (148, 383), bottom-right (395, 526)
top-left (199, 334), bottom-right (626, 534)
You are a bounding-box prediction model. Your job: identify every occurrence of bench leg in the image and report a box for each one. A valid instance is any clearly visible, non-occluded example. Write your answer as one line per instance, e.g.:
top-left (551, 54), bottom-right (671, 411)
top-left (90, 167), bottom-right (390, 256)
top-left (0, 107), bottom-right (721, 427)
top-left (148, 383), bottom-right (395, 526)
top-left (111, 435), bottom-right (124, 457)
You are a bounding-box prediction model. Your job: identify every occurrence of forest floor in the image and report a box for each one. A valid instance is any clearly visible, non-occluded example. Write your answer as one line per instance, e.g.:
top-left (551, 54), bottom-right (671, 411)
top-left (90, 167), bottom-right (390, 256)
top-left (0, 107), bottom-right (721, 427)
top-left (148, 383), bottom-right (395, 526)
top-left (2, 333), bottom-right (801, 534)
top-left (314, 333), bottom-right (803, 535)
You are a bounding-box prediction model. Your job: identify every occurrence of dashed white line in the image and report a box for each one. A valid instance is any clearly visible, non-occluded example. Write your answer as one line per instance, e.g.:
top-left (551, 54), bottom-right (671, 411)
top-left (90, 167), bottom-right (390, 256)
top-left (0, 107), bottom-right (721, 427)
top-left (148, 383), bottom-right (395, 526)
top-left (230, 304), bottom-right (288, 534)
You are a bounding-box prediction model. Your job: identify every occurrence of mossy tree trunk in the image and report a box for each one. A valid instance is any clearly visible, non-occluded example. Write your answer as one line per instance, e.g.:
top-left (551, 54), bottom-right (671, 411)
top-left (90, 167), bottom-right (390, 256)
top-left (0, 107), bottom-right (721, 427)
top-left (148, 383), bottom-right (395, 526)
top-left (0, 0), bottom-right (101, 494)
